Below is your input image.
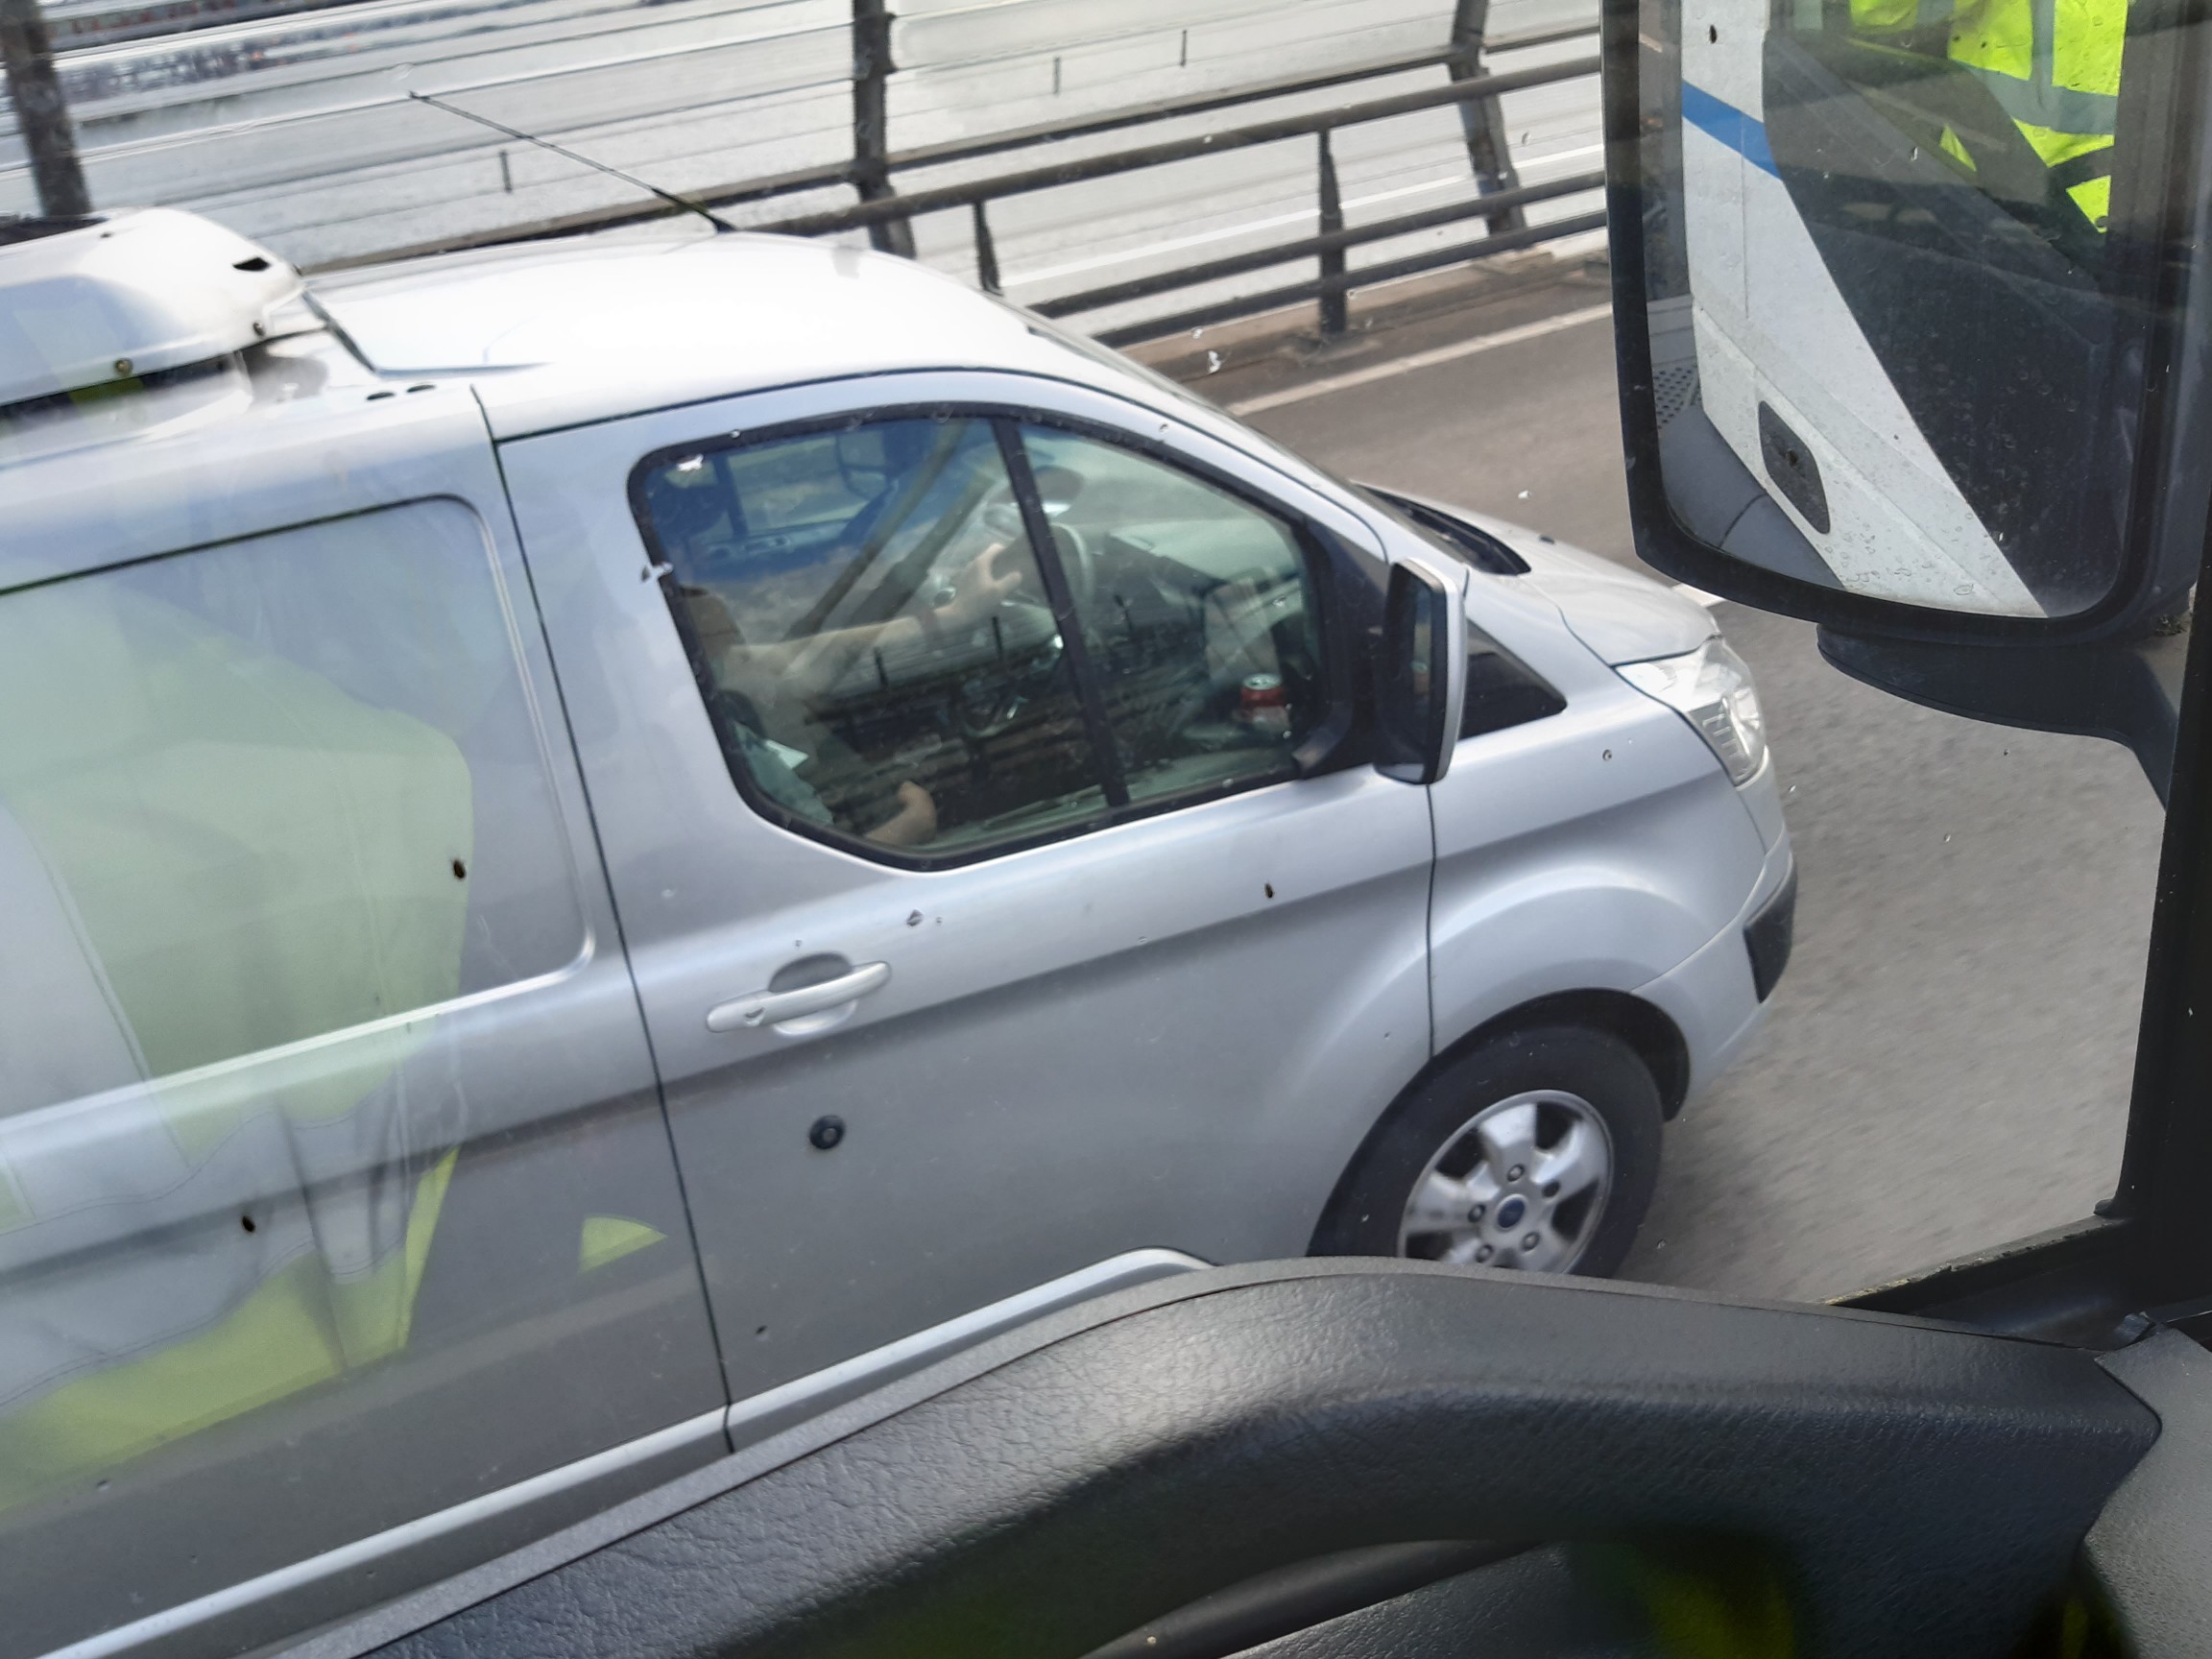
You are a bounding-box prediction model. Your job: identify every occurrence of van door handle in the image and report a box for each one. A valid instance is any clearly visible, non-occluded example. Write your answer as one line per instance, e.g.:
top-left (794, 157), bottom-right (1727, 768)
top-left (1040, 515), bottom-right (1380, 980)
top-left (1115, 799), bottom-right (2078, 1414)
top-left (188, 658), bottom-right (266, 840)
top-left (707, 961), bottom-right (892, 1033)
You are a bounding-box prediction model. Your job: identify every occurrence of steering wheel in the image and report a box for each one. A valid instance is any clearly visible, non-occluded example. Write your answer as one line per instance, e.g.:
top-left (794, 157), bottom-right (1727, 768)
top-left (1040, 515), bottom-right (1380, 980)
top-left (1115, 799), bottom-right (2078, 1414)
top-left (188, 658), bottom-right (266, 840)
top-left (1045, 519), bottom-right (1095, 610)
top-left (951, 616), bottom-right (1064, 740)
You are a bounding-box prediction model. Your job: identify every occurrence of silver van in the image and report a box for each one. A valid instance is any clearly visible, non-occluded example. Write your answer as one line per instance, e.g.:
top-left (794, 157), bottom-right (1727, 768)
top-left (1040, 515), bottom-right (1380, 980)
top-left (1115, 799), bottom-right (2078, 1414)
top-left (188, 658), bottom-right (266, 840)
top-left (0, 209), bottom-right (1792, 1659)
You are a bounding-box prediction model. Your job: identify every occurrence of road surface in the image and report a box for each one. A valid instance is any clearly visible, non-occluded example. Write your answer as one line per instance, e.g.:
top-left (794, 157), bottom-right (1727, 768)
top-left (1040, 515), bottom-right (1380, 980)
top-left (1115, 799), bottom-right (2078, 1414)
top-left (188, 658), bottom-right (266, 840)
top-left (5, 0), bottom-right (1606, 315)
top-left (1209, 276), bottom-right (2168, 1303)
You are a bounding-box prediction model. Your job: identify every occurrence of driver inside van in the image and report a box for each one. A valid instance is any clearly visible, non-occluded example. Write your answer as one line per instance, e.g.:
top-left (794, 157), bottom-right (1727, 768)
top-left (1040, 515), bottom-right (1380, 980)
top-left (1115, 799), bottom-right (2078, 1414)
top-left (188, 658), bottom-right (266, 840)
top-left (673, 545), bottom-right (1021, 849)
top-left (643, 434), bottom-right (1041, 850)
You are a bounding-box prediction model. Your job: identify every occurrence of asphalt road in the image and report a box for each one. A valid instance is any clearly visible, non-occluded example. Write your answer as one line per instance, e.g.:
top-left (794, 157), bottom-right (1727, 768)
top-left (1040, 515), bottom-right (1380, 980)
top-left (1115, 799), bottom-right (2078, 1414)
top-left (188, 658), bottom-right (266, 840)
top-left (24, 0), bottom-right (1603, 289)
top-left (1208, 277), bottom-right (2169, 1303)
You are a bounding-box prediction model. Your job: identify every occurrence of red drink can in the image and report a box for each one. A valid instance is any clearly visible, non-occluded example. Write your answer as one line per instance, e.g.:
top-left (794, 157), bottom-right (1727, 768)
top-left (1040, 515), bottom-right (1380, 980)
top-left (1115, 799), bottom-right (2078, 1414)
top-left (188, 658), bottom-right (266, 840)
top-left (1240, 673), bottom-right (1289, 734)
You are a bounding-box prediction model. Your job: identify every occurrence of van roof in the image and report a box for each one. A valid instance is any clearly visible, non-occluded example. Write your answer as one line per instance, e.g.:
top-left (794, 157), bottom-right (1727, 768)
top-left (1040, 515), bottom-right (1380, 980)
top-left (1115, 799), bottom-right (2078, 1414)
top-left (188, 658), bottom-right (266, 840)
top-left (309, 231), bottom-right (1126, 440)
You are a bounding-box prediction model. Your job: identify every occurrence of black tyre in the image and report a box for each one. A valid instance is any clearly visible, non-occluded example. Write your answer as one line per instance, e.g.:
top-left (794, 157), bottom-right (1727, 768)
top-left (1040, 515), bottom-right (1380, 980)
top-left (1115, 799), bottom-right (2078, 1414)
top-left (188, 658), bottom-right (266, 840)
top-left (1310, 1023), bottom-right (1664, 1278)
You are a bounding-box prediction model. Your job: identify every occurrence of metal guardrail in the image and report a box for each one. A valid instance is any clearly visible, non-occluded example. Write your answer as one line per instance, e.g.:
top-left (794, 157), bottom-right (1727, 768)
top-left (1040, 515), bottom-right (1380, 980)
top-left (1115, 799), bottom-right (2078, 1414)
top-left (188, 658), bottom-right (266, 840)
top-left (327, 10), bottom-right (1603, 346)
top-left (733, 43), bottom-right (1605, 346)
top-left (1, 0), bottom-right (91, 215)
top-left (810, 25), bottom-right (1603, 349)
top-left (4, 0), bottom-right (1605, 347)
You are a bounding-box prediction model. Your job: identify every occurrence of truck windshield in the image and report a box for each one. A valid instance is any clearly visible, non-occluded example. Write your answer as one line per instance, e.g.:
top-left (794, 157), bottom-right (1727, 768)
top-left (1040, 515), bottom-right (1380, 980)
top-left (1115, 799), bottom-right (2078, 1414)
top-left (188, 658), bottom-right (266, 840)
top-left (0, 5), bottom-right (2183, 1658)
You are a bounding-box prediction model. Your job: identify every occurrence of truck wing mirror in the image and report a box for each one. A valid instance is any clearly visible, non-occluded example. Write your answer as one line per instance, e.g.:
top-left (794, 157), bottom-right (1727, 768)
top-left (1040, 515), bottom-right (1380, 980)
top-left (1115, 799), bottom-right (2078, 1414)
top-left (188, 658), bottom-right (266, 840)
top-left (1602, 0), bottom-right (2212, 782)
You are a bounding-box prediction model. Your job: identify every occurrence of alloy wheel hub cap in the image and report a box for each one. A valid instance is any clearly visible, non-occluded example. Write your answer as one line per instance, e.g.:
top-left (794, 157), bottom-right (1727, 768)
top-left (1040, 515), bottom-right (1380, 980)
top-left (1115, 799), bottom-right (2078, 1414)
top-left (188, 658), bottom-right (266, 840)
top-left (1396, 1090), bottom-right (1616, 1274)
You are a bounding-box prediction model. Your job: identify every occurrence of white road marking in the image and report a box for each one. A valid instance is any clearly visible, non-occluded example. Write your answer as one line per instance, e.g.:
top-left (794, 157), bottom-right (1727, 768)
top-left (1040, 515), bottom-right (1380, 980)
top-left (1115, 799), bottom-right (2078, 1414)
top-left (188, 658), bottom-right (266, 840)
top-left (1225, 301), bottom-right (1614, 417)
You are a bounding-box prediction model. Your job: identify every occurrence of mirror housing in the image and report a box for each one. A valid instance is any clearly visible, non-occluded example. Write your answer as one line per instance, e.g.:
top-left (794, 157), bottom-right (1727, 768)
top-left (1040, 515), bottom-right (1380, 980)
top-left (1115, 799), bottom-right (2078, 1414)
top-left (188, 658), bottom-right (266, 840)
top-left (1373, 560), bottom-right (1465, 785)
top-left (1819, 626), bottom-right (2190, 802)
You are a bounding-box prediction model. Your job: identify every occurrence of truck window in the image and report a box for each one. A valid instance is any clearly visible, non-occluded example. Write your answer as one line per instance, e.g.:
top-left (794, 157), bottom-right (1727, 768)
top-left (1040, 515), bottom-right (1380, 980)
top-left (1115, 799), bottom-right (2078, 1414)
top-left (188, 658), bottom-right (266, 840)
top-left (0, 499), bottom-right (583, 1104)
top-left (0, 495), bottom-right (596, 1523)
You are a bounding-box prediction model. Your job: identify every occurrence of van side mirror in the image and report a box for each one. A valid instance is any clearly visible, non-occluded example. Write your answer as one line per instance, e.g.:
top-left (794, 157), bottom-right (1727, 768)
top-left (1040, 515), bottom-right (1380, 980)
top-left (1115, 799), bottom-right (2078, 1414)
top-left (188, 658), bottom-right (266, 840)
top-left (1373, 561), bottom-right (1466, 785)
top-left (1600, 0), bottom-right (2212, 781)
top-left (833, 426), bottom-right (892, 497)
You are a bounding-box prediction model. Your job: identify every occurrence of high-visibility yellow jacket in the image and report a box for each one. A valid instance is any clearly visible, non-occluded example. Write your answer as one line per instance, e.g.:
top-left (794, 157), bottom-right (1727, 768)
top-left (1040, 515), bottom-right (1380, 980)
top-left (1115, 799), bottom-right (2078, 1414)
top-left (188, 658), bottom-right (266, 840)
top-left (1849, 0), bottom-right (2127, 225)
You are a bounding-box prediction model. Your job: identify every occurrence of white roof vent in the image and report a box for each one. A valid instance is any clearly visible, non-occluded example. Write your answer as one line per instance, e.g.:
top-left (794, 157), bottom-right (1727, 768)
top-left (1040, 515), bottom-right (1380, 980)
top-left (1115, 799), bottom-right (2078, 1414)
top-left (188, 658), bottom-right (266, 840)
top-left (0, 208), bottom-right (301, 407)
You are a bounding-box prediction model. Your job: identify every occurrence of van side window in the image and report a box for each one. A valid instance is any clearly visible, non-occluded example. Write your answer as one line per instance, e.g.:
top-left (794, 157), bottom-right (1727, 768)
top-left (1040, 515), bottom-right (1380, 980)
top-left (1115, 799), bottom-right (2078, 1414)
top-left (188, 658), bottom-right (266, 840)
top-left (636, 418), bottom-right (1111, 860)
top-left (0, 499), bottom-right (583, 1115)
top-left (1015, 425), bottom-right (1327, 808)
top-left (1462, 634), bottom-right (1568, 740)
top-left (0, 498), bottom-right (589, 1516)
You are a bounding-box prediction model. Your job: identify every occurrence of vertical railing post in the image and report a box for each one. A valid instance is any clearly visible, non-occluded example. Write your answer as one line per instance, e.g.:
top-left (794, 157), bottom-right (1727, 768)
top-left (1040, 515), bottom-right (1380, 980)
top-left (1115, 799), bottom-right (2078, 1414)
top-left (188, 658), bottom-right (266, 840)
top-left (971, 200), bottom-right (1001, 295)
top-left (851, 0), bottom-right (914, 256)
top-left (1449, 0), bottom-right (1525, 234)
top-left (1315, 128), bottom-right (1347, 340)
top-left (0, 0), bottom-right (90, 219)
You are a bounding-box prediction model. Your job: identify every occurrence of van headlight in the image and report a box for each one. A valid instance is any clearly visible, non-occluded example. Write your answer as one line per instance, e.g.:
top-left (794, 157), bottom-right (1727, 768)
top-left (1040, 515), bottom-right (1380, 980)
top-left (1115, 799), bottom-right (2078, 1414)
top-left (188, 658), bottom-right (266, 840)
top-left (1617, 638), bottom-right (1768, 785)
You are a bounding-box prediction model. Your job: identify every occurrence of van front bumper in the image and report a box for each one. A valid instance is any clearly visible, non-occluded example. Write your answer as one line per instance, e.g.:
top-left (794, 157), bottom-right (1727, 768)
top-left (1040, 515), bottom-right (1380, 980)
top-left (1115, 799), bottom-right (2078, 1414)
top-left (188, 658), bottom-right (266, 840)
top-left (1743, 862), bottom-right (1798, 1002)
top-left (1636, 837), bottom-right (1795, 1112)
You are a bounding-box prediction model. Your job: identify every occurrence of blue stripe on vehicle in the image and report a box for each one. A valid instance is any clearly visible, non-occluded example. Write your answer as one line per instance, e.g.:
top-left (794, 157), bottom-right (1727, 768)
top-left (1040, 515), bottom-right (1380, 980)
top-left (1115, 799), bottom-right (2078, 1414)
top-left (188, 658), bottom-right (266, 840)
top-left (1680, 83), bottom-right (1781, 178)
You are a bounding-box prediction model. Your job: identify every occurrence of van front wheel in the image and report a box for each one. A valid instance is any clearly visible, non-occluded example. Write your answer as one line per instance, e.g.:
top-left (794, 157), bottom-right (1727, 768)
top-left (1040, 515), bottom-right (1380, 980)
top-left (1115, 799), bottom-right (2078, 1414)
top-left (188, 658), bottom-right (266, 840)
top-left (1310, 1025), bottom-right (1664, 1278)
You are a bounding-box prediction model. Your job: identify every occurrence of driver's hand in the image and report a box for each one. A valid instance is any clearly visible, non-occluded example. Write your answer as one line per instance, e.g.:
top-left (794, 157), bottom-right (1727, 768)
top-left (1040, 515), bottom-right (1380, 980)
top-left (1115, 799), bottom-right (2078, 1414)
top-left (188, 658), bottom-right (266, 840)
top-left (935, 541), bottom-right (1023, 631)
top-left (867, 781), bottom-right (938, 849)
